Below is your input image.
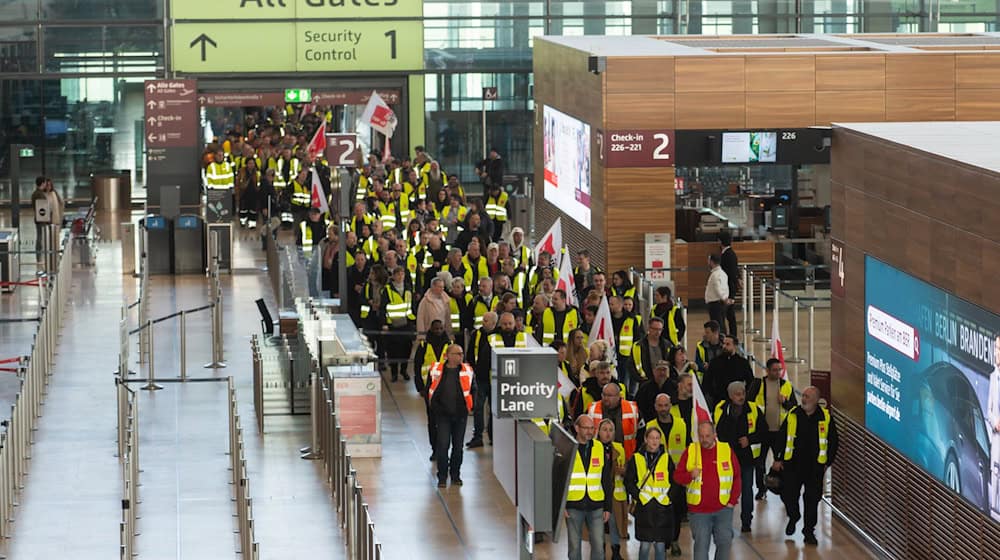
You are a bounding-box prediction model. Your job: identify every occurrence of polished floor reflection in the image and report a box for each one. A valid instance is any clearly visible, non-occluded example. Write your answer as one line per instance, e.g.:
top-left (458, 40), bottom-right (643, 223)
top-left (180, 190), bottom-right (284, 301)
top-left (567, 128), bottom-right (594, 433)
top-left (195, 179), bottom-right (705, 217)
top-left (0, 209), bottom-right (871, 559)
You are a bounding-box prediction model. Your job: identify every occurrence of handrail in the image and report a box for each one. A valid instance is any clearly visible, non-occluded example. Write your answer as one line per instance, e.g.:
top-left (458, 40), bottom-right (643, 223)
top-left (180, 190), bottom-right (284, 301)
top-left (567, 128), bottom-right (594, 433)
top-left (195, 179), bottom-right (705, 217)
top-left (117, 376), bottom-right (139, 558)
top-left (0, 228), bottom-right (72, 539)
top-left (228, 377), bottom-right (259, 559)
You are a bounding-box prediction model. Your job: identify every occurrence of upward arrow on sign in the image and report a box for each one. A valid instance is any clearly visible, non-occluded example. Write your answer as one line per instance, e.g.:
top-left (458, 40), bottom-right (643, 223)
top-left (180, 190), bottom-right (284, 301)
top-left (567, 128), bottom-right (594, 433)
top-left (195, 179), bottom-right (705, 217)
top-left (146, 83), bottom-right (156, 94)
top-left (189, 33), bottom-right (218, 62)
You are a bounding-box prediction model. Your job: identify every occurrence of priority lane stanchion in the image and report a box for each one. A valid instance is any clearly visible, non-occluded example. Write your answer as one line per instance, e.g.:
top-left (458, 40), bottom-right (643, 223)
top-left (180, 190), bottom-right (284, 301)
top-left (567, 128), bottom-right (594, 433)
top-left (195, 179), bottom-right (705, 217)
top-left (141, 321), bottom-right (162, 391)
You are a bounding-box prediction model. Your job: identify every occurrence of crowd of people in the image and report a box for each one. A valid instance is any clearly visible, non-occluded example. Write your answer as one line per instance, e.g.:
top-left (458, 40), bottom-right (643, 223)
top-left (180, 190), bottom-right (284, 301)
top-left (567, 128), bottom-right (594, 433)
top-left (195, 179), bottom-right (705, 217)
top-left (202, 122), bottom-right (838, 559)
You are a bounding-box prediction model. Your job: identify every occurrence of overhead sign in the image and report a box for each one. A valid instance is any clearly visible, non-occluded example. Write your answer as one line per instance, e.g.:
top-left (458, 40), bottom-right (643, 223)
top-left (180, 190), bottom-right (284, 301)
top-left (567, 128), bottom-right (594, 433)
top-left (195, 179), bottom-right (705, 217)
top-left (325, 133), bottom-right (360, 167)
top-left (831, 239), bottom-right (846, 298)
top-left (144, 80), bottom-right (198, 148)
top-left (604, 129), bottom-right (675, 168)
top-left (491, 348), bottom-right (558, 419)
top-left (18, 147), bottom-right (34, 157)
top-left (285, 88), bottom-right (312, 103)
top-left (172, 21), bottom-right (422, 73)
top-left (482, 87), bottom-right (498, 101)
top-left (198, 92), bottom-right (286, 107)
top-left (171, 0), bottom-right (423, 20)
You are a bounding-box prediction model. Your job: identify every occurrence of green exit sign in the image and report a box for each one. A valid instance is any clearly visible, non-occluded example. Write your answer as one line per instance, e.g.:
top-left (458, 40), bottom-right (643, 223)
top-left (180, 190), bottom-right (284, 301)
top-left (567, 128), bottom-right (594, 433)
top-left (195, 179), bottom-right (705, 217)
top-left (18, 147), bottom-right (34, 158)
top-left (284, 88), bottom-right (312, 103)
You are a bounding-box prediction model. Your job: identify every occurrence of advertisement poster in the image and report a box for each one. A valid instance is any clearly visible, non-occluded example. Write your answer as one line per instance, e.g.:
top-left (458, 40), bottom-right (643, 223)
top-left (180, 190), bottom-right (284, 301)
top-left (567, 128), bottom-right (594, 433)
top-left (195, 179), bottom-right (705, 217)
top-left (542, 105), bottom-right (592, 229)
top-left (721, 131), bottom-right (777, 163)
top-left (865, 255), bottom-right (1000, 519)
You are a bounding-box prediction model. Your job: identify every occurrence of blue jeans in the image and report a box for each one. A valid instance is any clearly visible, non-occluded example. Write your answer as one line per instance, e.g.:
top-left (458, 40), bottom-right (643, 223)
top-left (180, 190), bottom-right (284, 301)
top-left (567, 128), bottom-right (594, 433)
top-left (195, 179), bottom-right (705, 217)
top-left (689, 508), bottom-right (734, 560)
top-left (638, 541), bottom-right (666, 560)
top-left (566, 508), bottom-right (605, 560)
top-left (739, 461), bottom-right (755, 527)
top-left (608, 507), bottom-right (619, 546)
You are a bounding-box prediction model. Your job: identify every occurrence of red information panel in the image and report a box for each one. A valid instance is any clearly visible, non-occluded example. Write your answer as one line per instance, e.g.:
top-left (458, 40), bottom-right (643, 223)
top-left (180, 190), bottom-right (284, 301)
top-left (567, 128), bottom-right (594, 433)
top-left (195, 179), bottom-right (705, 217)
top-left (604, 129), bottom-right (675, 167)
top-left (337, 395), bottom-right (377, 438)
top-left (144, 80), bottom-right (198, 148)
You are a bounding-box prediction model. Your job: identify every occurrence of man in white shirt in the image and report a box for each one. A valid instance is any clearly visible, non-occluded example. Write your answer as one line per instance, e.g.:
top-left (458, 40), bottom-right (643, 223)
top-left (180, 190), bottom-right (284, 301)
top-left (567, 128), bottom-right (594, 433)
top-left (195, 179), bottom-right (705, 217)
top-left (988, 335), bottom-right (1000, 515)
top-left (705, 254), bottom-right (730, 331)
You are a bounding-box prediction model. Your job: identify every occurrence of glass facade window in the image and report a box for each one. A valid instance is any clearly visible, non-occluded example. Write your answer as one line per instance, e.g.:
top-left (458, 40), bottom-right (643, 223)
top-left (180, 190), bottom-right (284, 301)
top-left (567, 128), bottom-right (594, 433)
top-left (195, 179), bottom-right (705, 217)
top-left (0, 27), bottom-right (38, 74)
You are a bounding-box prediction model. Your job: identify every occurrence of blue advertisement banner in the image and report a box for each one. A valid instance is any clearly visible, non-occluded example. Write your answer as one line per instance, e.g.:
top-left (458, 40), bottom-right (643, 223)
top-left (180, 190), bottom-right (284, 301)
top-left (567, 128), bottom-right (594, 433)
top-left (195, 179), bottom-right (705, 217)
top-left (865, 256), bottom-right (1000, 519)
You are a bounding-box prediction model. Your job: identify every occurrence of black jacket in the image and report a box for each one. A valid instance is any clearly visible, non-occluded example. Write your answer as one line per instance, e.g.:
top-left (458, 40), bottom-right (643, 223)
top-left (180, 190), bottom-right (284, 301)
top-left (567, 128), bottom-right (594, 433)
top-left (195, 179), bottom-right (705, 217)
top-left (720, 246), bottom-right (739, 297)
top-left (624, 448), bottom-right (675, 543)
top-left (466, 326), bottom-right (493, 381)
top-left (480, 156), bottom-right (504, 188)
top-left (703, 353), bottom-right (753, 408)
top-left (714, 400), bottom-right (764, 466)
top-left (634, 377), bottom-right (678, 423)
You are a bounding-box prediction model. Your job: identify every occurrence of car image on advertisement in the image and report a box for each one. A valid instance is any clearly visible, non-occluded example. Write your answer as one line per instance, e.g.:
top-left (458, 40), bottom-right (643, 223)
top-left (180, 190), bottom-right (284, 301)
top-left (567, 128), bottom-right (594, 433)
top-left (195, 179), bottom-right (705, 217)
top-left (909, 362), bottom-right (992, 512)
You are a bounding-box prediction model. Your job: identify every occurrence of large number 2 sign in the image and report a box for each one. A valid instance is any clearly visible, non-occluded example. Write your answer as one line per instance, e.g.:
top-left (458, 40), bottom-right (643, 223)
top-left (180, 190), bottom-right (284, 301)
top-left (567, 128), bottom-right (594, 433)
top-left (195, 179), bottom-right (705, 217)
top-left (325, 133), bottom-right (360, 167)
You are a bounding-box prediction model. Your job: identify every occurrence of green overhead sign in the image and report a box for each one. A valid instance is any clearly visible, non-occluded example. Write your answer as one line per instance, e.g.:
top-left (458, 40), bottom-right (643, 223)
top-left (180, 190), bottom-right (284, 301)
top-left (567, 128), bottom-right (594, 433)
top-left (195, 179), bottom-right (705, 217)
top-left (284, 88), bottom-right (312, 103)
top-left (171, 0), bottom-right (423, 20)
top-left (18, 147), bottom-right (34, 158)
top-left (172, 21), bottom-right (422, 73)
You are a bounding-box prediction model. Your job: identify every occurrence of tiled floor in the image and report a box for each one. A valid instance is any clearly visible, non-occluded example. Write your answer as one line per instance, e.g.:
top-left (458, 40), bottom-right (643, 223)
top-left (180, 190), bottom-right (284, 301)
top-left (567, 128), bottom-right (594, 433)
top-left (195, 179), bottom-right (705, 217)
top-left (1, 208), bottom-right (871, 560)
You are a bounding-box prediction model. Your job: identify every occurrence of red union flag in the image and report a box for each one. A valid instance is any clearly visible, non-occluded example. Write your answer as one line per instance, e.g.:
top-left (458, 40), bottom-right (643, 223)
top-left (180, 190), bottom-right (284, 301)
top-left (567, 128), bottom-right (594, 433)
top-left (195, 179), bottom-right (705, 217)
top-left (535, 218), bottom-right (562, 268)
top-left (690, 371), bottom-right (713, 443)
top-left (591, 295), bottom-right (615, 352)
top-left (307, 121), bottom-right (326, 161)
top-left (310, 168), bottom-right (330, 216)
top-left (555, 245), bottom-right (577, 307)
top-left (770, 313), bottom-right (788, 379)
top-left (361, 90), bottom-right (398, 138)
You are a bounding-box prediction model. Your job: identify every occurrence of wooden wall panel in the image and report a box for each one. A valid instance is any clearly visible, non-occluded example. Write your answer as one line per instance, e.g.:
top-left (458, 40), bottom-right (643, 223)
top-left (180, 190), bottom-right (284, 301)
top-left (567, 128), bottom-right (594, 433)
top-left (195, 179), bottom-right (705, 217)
top-left (675, 57), bottom-right (746, 92)
top-left (670, 241), bottom-right (774, 302)
top-left (606, 92), bottom-right (675, 128)
top-left (605, 167), bottom-right (675, 273)
top-left (746, 91), bottom-right (815, 128)
top-left (885, 90), bottom-right (955, 121)
top-left (745, 56), bottom-right (815, 91)
top-left (815, 55), bottom-right (885, 90)
top-left (815, 90), bottom-right (885, 124)
top-left (675, 92), bottom-right (746, 128)
top-left (956, 89), bottom-right (1000, 120)
top-left (955, 54), bottom-right (1000, 88)
top-left (606, 57), bottom-right (674, 93)
top-left (885, 54), bottom-right (956, 90)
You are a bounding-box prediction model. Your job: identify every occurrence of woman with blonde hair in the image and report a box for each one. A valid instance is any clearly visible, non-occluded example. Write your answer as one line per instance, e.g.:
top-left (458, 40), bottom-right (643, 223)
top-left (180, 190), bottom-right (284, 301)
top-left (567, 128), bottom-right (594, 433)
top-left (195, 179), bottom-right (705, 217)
top-left (566, 328), bottom-right (589, 384)
top-left (582, 339), bottom-right (617, 382)
top-left (598, 418), bottom-right (629, 559)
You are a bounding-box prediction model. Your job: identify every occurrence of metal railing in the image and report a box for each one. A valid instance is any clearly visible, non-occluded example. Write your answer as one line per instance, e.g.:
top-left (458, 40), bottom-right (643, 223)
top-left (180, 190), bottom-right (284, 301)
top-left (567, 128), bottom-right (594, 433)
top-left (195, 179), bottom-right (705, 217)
top-left (315, 369), bottom-right (382, 560)
top-left (742, 271), bottom-right (831, 374)
top-left (126, 249), bottom-right (226, 388)
top-left (0, 229), bottom-right (72, 543)
top-left (116, 377), bottom-right (139, 559)
top-left (227, 377), bottom-right (259, 559)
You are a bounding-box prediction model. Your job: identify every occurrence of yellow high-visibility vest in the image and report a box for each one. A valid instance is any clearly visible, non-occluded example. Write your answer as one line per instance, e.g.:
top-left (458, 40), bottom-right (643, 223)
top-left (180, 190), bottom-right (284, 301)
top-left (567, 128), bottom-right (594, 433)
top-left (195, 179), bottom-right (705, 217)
top-left (783, 406), bottom-right (831, 464)
top-left (567, 440), bottom-right (605, 502)
top-left (713, 401), bottom-right (763, 459)
top-left (612, 441), bottom-right (627, 502)
top-left (753, 378), bottom-right (794, 426)
top-left (384, 285), bottom-right (415, 323)
top-left (634, 450), bottom-right (672, 506)
top-left (206, 161), bottom-right (234, 189)
top-left (644, 408), bottom-right (687, 465)
top-left (685, 442), bottom-right (735, 506)
top-left (485, 192), bottom-right (509, 222)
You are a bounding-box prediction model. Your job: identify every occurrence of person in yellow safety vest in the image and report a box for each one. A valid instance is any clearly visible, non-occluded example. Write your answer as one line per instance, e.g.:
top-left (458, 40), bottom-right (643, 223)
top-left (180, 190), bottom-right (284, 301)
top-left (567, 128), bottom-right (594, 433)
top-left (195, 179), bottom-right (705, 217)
top-left (673, 421), bottom-right (740, 559)
top-left (713, 380), bottom-right (764, 533)
top-left (771, 386), bottom-right (838, 546)
top-left (268, 148), bottom-right (292, 191)
top-left (535, 289), bottom-right (579, 345)
top-left (422, 160), bottom-right (447, 203)
top-left (631, 317), bottom-right (672, 385)
top-left (461, 241), bottom-right (489, 291)
top-left (404, 168), bottom-right (427, 203)
top-left (624, 426), bottom-right (675, 560)
top-left (439, 195), bottom-right (468, 246)
top-left (748, 358), bottom-right (797, 500)
top-left (527, 251), bottom-right (561, 297)
top-left (564, 415), bottom-right (613, 560)
top-left (427, 344), bottom-right (476, 487)
top-left (375, 189), bottom-right (398, 231)
top-left (391, 183), bottom-right (412, 225)
top-left (382, 266), bottom-right (416, 383)
top-left (611, 270), bottom-right (637, 300)
top-left (471, 277), bottom-right (498, 330)
top-left (466, 311), bottom-right (497, 447)
top-left (349, 203), bottom-right (374, 236)
top-left (695, 320), bottom-right (725, 376)
top-left (413, 320), bottom-right (451, 457)
top-left (447, 277), bottom-right (473, 339)
top-left (484, 183), bottom-right (509, 239)
top-left (510, 227), bottom-right (532, 271)
top-left (356, 166), bottom-right (372, 203)
top-left (502, 259), bottom-right (529, 308)
top-left (289, 169), bottom-right (312, 216)
top-left (487, 312), bottom-right (527, 350)
top-left (650, 286), bottom-right (685, 347)
top-left (205, 150), bottom-right (235, 190)
top-left (596, 418), bottom-right (629, 559)
top-left (640, 394), bottom-right (689, 554)
top-left (297, 208), bottom-right (329, 250)
top-left (608, 296), bottom-right (640, 387)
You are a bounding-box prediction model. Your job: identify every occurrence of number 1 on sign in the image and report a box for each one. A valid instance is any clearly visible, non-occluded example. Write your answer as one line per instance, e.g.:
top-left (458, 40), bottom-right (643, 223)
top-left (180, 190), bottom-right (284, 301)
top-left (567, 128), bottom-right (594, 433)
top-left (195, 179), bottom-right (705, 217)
top-left (384, 30), bottom-right (397, 59)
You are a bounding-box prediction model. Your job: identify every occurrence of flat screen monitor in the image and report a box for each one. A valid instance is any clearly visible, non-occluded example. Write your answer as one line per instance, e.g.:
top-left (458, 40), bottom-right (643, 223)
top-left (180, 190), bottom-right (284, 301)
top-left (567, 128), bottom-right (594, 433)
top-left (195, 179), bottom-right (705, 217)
top-left (542, 105), bottom-right (592, 229)
top-left (721, 131), bottom-right (777, 163)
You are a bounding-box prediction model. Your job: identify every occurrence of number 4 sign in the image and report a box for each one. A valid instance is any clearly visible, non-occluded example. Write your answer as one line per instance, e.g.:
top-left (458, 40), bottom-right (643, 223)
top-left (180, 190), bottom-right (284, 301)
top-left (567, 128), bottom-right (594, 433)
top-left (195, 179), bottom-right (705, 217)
top-left (324, 133), bottom-right (360, 168)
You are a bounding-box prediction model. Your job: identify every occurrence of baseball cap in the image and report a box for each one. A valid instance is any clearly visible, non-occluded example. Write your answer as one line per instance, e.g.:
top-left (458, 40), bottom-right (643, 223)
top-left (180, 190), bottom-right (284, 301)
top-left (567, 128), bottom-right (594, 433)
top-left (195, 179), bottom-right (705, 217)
top-left (511, 227), bottom-right (524, 235)
top-left (654, 360), bottom-right (671, 370)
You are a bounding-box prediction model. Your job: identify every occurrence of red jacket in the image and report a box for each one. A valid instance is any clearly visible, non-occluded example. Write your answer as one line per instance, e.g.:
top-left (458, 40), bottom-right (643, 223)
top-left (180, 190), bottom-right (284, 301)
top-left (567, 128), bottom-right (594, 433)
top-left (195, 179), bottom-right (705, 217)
top-left (673, 443), bottom-right (741, 514)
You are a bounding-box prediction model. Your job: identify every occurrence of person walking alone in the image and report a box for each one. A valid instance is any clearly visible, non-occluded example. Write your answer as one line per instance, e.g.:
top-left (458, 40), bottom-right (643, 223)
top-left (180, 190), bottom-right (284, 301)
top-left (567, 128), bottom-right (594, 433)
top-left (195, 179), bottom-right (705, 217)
top-left (428, 344), bottom-right (476, 488)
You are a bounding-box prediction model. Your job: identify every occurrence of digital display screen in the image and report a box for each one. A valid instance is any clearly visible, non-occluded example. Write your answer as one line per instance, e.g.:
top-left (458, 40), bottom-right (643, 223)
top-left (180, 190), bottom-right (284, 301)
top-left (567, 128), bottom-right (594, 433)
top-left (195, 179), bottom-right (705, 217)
top-left (866, 255), bottom-right (1000, 521)
top-left (542, 105), bottom-right (592, 230)
top-left (721, 131), bottom-right (777, 163)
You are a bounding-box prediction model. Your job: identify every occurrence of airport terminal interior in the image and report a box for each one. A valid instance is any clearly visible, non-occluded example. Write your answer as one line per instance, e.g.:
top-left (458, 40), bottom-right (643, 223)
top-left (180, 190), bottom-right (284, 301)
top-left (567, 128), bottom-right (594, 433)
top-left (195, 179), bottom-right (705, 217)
top-left (2, 1), bottom-right (1000, 559)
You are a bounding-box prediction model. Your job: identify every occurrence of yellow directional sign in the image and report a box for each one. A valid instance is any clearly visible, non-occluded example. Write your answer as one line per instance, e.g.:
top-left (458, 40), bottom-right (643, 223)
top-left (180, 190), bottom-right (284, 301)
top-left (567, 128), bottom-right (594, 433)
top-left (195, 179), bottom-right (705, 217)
top-left (171, 0), bottom-right (422, 20)
top-left (172, 21), bottom-right (421, 73)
